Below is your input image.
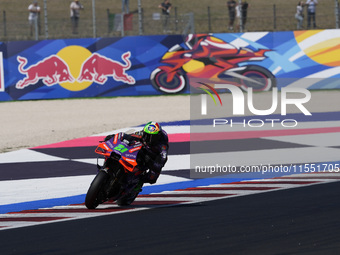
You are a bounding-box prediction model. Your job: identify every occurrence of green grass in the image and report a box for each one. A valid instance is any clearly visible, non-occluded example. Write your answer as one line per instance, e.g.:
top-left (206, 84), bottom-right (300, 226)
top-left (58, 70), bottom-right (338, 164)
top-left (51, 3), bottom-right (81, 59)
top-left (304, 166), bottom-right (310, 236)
top-left (0, 0), bottom-right (338, 41)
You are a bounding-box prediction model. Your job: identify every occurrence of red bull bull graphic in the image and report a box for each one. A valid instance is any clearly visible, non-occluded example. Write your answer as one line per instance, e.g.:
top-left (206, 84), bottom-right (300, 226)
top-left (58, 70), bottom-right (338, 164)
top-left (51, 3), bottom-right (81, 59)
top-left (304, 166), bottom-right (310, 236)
top-left (16, 55), bottom-right (74, 89)
top-left (78, 52), bottom-right (135, 85)
top-left (16, 49), bottom-right (135, 91)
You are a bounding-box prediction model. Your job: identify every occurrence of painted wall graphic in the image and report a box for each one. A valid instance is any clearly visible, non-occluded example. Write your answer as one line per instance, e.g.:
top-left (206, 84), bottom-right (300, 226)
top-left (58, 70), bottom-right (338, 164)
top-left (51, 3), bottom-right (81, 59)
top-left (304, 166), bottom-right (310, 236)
top-left (150, 34), bottom-right (276, 93)
top-left (0, 29), bottom-right (339, 101)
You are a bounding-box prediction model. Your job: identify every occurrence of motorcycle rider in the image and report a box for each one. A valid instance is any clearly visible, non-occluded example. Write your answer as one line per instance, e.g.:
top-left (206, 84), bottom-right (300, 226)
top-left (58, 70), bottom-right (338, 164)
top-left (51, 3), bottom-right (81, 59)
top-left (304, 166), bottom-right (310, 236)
top-left (105, 121), bottom-right (169, 184)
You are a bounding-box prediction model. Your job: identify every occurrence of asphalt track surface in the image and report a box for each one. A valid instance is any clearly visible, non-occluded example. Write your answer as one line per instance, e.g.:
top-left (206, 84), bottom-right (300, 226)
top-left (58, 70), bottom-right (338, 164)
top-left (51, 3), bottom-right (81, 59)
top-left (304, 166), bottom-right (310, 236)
top-left (1, 115), bottom-right (340, 254)
top-left (0, 181), bottom-right (339, 255)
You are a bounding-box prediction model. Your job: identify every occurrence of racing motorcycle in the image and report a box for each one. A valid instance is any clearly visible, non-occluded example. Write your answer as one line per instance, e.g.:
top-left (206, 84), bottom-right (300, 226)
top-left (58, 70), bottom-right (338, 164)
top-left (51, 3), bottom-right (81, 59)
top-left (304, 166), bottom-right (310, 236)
top-left (150, 34), bottom-right (276, 94)
top-left (85, 132), bottom-right (147, 209)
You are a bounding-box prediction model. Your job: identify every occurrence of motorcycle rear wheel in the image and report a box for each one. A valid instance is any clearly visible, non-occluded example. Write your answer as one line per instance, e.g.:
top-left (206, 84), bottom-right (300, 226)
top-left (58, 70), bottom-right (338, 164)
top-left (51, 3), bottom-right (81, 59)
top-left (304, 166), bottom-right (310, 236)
top-left (85, 171), bottom-right (108, 209)
top-left (238, 65), bottom-right (276, 92)
top-left (150, 68), bottom-right (187, 94)
top-left (116, 192), bottom-right (139, 206)
top-left (117, 183), bottom-right (144, 206)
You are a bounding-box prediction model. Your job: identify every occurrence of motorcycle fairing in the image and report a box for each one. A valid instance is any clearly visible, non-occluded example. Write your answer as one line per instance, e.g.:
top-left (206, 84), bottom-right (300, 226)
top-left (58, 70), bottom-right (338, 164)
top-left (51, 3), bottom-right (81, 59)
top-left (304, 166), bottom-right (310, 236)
top-left (95, 133), bottom-right (143, 174)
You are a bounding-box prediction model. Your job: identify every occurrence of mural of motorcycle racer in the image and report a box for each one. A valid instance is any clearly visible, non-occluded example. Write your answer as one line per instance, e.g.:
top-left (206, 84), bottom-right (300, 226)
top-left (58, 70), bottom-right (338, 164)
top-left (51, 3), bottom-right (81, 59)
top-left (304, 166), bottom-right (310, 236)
top-left (150, 34), bottom-right (276, 93)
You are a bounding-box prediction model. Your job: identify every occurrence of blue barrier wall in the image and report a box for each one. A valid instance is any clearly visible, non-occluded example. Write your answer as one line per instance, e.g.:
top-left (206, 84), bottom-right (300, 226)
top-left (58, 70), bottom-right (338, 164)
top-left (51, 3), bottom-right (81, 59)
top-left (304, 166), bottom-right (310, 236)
top-left (0, 29), bottom-right (339, 101)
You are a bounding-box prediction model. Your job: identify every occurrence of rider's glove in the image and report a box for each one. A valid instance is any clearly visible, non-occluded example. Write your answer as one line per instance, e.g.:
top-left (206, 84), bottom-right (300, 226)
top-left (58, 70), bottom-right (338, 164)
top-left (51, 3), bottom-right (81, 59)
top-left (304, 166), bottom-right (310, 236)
top-left (144, 154), bottom-right (151, 163)
top-left (144, 154), bottom-right (155, 169)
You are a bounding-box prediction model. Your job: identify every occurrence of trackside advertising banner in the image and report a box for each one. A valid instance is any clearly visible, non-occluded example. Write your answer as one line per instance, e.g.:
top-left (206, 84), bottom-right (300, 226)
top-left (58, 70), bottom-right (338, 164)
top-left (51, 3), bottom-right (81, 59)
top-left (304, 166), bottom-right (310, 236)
top-left (0, 29), bottom-right (339, 101)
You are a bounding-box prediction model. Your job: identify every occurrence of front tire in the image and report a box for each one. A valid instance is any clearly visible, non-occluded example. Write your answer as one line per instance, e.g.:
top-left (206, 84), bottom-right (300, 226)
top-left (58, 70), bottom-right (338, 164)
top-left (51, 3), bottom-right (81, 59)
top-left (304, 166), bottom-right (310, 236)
top-left (150, 68), bottom-right (187, 94)
top-left (85, 171), bottom-right (108, 209)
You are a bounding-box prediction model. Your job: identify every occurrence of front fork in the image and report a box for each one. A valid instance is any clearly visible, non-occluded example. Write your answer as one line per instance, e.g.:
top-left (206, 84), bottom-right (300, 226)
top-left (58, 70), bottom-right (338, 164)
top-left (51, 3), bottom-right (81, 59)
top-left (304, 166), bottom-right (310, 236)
top-left (99, 157), bottom-right (125, 199)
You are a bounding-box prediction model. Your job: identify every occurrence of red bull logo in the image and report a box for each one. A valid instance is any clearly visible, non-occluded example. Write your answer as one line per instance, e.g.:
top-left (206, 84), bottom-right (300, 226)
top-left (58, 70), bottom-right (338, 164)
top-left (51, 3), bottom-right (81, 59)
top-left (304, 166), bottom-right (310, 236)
top-left (78, 52), bottom-right (135, 85)
top-left (15, 45), bottom-right (135, 91)
top-left (16, 55), bottom-right (74, 89)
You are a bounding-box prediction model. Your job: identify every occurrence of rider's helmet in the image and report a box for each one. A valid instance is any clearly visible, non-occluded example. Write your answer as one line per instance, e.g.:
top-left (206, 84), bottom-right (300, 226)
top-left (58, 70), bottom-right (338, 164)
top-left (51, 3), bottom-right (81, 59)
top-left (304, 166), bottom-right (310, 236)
top-left (142, 121), bottom-right (162, 146)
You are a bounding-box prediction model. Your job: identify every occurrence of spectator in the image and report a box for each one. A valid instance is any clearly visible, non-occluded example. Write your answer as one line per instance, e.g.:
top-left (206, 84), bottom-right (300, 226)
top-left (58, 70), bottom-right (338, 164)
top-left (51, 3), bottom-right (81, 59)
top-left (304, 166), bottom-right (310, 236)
top-left (28, 0), bottom-right (40, 36)
top-left (70, 0), bottom-right (84, 34)
top-left (306, 0), bottom-right (318, 29)
top-left (227, 0), bottom-right (237, 31)
top-left (235, 4), bottom-right (241, 31)
top-left (159, 0), bottom-right (172, 33)
top-left (240, 1), bottom-right (249, 31)
top-left (295, 1), bottom-right (305, 30)
top-left (122, 0), bottom-right (129, 14)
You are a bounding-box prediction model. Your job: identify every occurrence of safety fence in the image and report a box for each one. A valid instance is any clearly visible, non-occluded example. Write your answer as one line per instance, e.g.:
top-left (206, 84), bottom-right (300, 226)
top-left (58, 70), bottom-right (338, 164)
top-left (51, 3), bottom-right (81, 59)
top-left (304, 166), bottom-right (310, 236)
top-left (0, 1), bottom-right (339, 41)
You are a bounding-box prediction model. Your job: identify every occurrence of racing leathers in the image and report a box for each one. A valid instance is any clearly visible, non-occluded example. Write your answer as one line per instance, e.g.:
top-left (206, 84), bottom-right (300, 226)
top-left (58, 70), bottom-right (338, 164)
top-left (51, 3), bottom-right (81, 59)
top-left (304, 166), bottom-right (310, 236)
top-left (104, 129), bottom-right (169, 184)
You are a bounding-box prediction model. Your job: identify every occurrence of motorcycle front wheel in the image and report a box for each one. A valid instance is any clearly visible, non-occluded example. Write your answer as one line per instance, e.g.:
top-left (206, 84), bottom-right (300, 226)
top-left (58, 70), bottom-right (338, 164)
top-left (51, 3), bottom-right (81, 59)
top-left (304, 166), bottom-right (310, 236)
top-left (85, 171), bottom-right (108, 209)
top-left (150, 68), bottom-right (187, 94)
top-left (238, 65), bottom-right (276, 92)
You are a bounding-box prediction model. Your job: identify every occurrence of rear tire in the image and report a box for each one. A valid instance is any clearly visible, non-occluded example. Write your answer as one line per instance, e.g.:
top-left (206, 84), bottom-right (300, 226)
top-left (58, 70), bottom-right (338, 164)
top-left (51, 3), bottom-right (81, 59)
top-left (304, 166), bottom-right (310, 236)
top-left (238, 65), bottom-right (276, 92)
top-left (85, 171), bottom-right (108, 209)
top-left (116, 193), bottom-right (138, 206)
top-left (117, 183), bottom-right (143, 206)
